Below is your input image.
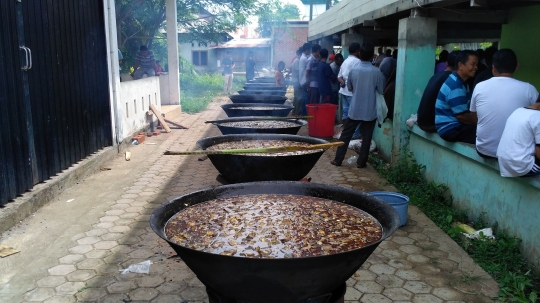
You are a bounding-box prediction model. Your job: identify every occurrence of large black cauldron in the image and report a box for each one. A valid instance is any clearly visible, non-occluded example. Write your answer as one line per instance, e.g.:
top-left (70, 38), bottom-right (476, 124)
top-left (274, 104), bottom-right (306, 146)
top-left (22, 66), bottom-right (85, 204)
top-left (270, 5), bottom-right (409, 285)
top-left (248, 77), bottom-right (275, 83)
top-left (221, 103), bottom-right (292, 117)
top-left (211, 117), bottom-right (307, 135)
top-left (229, 94), bottom-right (287, 104)
top-left (196, 134), bottom-right (326, 183)
top-left (243, 85), bottom-right (286, 91)
top-left (238, 90), bottom-right (287, 96)
top-left (150, 181), bottom-right (400, 303)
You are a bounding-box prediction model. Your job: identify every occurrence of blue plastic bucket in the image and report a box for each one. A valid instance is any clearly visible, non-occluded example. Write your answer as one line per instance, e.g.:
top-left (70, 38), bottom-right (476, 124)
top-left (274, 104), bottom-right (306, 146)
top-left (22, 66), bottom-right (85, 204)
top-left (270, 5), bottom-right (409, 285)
top-left (369, 191), bottom-right (409, 226)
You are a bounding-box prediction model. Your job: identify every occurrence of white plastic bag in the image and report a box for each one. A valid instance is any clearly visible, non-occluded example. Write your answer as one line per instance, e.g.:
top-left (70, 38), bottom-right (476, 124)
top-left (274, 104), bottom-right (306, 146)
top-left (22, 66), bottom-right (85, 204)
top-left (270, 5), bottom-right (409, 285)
top-left (406, 114), bottom-right (418, 127)
top-left (348, 140), bottom-right (377, 154)
top-left (333, 124), bottom-right (343, 139)
top-left (120, 260), bottom-right (152, 274)
top-left (376, 92), bottom-right (388, 127)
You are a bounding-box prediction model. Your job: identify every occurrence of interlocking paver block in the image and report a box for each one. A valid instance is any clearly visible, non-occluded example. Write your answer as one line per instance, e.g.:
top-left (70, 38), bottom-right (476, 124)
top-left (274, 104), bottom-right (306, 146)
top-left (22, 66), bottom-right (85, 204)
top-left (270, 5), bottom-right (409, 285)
top-left (344, 287), bottom-right (362, 300)
top-left (354, 281), bottom-right (384, 294)
top-left (107, 281), bottom-right (137, 293)
top-left (55, 281), bottom-right (86, 295)
top-left (388, 259), bottom-right (413, 270)
top-left (399, 244), bottom-right (422, 254)
top-left (108, 225), bottom-right (130, 233)
top-left (113, 218), bottom-right (135, 226)
top-left (85, 229), bottom-right (108, 237)
top-left (407, 254), bottom-right (430, 263)
top-left (76, 258), bottom-right (104, 270)
top-left (395, 269), bottom-right (421, 281)
top-left (391, 236), bottom-right (415, 245)
top-left (36, 276), bottom-right (67, 288)
top-left (360, 294), bottom-right (392, 303)
top-left (151, 294), bottom-right (184, 303)
top-left (106, 209), bottom-right (125, 216)
top-left (116, 198), bottom-right (135, 204)
top-left (48, 264), bottom-right (77, 276)
top-left (77, 236), bottom-right (101, 245)
top-left (93, 240), bottom-right (118, 250)
top-left (66, 269), bottom-right (96, 282)
top-left (68, 245), bottom-right (93, 254)
top-left (129, 248), bottom-right (154, 259)
top-left (137, 275), bottom-right (165, 288)
top-left (382, 249), bottom-right (404, 259)
top-left (164, 269), bottom-right (193, 282)
top-left (382, 288), bottom-right (413, 301)
top-left (369, 263), bottom-right (396, 275)
top-left (376, 274), bottom-right (404, 288)
top-left (130, 288), bottom-right (160, 301)
top-left (85, 249), bottom-right (111, 259)
top-left (86, 275), bottom-right (116, 288)
top-left (403, 280), bottom-right (432, 294)
top-left (44, 295), bottom-right (76, 303)
top-left (23, 288), bottom-right (55, 301)
top-left (412, 294), bottom-right (444, 303)
top-left (433, 287), bottom-right (464, 300)
top-left (352, 269), bottom-right (376, 281)
top-left (58, 254), bottom-right (85, 264)
top-left (180, 286), bottom-right (207, 300)
top-left (75, 288), bottom-right (107, 301)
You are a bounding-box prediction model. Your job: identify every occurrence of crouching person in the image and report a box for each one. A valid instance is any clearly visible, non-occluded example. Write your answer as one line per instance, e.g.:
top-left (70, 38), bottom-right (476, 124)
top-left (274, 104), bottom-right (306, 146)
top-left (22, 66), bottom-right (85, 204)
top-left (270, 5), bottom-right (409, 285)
top-left (497, 101), bottom-right (540, 177)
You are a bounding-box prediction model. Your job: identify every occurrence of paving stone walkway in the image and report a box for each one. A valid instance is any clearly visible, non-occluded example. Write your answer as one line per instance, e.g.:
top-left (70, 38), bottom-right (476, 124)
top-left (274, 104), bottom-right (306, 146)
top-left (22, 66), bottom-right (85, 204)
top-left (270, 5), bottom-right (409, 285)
top-left (1, 97), bottom-right (498, 302)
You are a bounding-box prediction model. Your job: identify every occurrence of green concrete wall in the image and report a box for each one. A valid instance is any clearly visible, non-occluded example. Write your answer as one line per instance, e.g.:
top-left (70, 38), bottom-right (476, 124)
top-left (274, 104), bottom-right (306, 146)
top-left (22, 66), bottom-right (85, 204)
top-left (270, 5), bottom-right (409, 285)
top-left (500, 6), bottom-right (540, 89)
top-left (373, 120), bottom-right (393, 162)
top-left (408, 132), bottom-right (540, 266)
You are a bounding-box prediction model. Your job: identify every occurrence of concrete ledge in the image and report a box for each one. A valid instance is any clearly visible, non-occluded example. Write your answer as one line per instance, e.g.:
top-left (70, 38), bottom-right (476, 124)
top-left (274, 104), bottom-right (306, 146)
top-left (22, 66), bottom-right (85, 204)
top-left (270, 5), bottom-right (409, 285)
top-left (410, 125), bottom-right (540, 189)
top-left (0, 147), bottom-right (118, 234)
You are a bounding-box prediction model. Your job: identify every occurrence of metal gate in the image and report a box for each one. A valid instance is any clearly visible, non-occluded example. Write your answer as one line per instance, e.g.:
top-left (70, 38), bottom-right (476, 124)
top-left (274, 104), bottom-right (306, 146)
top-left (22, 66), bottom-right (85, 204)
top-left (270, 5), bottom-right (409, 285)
top-left (0, 0), bottom-right (112, 206)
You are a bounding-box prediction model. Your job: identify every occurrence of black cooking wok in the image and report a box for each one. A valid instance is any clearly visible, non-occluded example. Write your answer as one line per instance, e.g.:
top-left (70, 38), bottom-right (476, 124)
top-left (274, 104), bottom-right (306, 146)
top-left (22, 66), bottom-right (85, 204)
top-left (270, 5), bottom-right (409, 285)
top-left (150, 181), bottom-right (400, 303)
top-left (243, 85), bottom-right (287, 91)
top-left (229, 94), bottom-right (287, 105)
top-left (238, 90), bottom-right (287, 96)
top-left (248, 77), bottom-right (275, 83)
top-left (211, 117), bottom-right (307, 135)
top-left (196, 134), bottom-right (326, 183)
top-left (221, 103), bottom-right (292, 117)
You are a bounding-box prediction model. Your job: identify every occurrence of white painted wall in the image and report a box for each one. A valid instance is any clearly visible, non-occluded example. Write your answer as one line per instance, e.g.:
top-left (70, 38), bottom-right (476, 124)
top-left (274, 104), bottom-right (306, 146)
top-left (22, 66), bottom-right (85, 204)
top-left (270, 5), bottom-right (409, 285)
top-left (118, 77), bottom-right (161, 140)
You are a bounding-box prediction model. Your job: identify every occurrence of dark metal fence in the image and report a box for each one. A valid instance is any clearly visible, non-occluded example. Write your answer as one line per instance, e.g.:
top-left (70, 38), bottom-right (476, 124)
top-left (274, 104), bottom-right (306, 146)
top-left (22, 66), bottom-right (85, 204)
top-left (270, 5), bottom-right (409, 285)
top-left (0, 0), bottom-right (112, 206)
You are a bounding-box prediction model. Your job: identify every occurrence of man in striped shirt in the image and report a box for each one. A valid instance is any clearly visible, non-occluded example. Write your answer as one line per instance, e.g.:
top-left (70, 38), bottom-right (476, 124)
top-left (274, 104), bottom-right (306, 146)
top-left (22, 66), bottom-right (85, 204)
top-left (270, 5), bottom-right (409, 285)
top-left (435, 50), bottom-right (478, 144)
top-left (131, 45), bottom-right (158, 80)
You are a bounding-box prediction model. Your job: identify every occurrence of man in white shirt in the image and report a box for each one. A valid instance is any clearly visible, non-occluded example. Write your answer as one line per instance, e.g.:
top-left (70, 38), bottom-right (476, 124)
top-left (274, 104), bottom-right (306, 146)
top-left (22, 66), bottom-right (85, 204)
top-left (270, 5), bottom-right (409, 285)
top-left (290, 48), bottom-right (302, 115)
top-left (338, 43), bottom-right (361, 121)
top-left (299, 43), bottom-right (312, 115)
top-left (470, 49), bottom-right (539, 158)
top-left (497, 102), bottom-right (540, 177)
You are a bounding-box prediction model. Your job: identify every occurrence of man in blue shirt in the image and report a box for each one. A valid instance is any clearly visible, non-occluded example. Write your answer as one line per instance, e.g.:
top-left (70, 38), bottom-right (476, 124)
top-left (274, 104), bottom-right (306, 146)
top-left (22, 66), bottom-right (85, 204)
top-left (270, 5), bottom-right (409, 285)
top-left (317, 48), bottom-right (337, 103)
top-left (435, 50), bottom-right (478, 144)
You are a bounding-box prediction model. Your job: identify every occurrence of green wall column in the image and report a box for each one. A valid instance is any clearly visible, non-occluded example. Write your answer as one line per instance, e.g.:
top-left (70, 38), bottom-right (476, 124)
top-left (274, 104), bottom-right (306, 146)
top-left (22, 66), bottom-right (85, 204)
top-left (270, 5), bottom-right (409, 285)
top-left (392, 17), bottom-right (437, 163)
top-left (341, 34), bottom-right (363, 59)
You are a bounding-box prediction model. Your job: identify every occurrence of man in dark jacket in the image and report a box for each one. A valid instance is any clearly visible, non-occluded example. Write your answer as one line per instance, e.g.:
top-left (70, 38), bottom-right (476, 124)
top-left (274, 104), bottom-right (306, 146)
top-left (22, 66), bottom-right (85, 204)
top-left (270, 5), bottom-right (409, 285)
top-left (317, 49), bottom-right (337, 103)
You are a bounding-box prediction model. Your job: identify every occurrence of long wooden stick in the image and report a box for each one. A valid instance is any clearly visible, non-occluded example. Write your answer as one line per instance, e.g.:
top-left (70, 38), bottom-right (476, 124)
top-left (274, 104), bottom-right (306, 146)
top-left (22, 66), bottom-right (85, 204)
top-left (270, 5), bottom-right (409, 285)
top-left (204, 116), bottom-right (313, 124)
top-left (149, 104), bottom-right (171, 133)
top-left (164, 118), bottom-right (188, 129)
top-left (164, 142), bottom-right (343, 156)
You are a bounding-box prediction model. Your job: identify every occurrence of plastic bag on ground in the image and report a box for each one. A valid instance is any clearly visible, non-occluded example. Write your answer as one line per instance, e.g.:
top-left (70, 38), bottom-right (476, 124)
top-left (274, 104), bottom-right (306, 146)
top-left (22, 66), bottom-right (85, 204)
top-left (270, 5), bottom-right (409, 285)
top-left (406, 114), bottom-right (418, 127)
top-left (333, 124), bottom-right (343, 139)
top-left (120, 260), bottom-right (152, 274)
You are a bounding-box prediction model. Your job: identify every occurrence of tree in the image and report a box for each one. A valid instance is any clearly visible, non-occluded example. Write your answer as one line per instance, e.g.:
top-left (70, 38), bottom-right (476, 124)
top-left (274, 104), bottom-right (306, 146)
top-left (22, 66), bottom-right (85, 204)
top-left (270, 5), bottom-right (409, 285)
top-left (116, 0), bottom-right (258, 68)
top-left (256, 1), bottom-right (301, 38)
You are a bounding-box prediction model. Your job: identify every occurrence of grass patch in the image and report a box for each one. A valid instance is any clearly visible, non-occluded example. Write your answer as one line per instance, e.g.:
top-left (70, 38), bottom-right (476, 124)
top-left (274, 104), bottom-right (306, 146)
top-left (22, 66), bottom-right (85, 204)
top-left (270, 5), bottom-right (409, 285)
top-left (180, 72), bottom-right (246, 114)
top-left (370, 151), bottom-right (539, 302)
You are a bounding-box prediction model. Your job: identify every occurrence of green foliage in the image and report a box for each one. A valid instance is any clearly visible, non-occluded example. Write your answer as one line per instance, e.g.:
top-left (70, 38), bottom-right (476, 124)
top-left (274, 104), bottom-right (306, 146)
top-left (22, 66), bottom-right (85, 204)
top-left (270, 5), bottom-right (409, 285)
top-left (180, 72), bottom-right (244, 114)
top-left (256, 1), bottom-right (301, 38)
top-left (371, 150), bottom-right (539, 302)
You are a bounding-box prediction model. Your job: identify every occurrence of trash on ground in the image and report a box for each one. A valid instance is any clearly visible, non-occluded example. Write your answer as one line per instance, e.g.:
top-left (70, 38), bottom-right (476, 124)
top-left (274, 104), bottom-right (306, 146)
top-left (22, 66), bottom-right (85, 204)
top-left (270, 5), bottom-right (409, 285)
top-left (66, 199), bottom-right (75, 203)
top-left (457, 222), bottom-right (495, 240)
top-left (120, 260), bottom-right (152, 274)
top-left (132, 140), bottom-right (138, 145)
top-left (348, 140), bottom-right (376, 154)
top-left (146, 143), bottom-right (157, 145)
top-left (125, 151), bottom-right (131, 161)
top-left (0, 245), bottom-right (20, 258)
top-left (333, 124), bottom-right (343, 139)
top-left (347, 156), bottom-right (358, 165)
top-left (100, 167), bottom-right (112, 171)
top-left (406, 114), bottom-right (417, 127)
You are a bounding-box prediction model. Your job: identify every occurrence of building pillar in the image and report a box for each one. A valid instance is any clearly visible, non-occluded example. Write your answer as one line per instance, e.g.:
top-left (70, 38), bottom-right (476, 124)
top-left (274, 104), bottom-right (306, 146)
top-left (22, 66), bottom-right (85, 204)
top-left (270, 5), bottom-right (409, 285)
top-left (320, 36), bottom-right (334, 54)
top-left (392, 17), bottom-right (437, 163)
top-left (341, 34), bottom-right (363, 59)
top-left (166, 0), bottom-right (180, 106)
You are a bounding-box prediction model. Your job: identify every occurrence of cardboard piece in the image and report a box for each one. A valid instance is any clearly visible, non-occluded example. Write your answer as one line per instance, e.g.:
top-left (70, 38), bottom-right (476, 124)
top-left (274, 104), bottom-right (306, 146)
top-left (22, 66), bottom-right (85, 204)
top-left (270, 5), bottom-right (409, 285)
top-left (0, 245), bottom-right (20, 258)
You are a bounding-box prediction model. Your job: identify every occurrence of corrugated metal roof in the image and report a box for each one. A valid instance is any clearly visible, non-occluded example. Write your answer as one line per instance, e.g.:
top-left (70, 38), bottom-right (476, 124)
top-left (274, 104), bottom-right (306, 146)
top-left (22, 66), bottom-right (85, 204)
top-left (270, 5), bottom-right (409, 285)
top-left (210, 38), bottom-right (272, 49)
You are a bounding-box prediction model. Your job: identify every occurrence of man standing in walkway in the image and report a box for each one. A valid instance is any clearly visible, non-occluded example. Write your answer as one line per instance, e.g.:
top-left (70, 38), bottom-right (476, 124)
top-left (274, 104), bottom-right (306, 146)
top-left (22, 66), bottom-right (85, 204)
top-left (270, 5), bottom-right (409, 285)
top-left (338, 43), bottom-right (361, 122)
top-left (470, 49), bottom-right (539, 159)
top-left (331, 43), bottom-right (385, 168)
top-left (435, 50), bottom-right (478, 144)
top-left (417, 51), bottom-right (458, 132)
top-left (317, 49), bottom-right (337, 103)
top-left (299, 43), bottom-right (311, 115)
top-left (131, 45), bottom-right (158, 80)
top-left (222, 51), bottom-right (235, 94)
top-left (245, 51), bottom-right (256, 81)
top-left (305, 44), bottom-right (321, 105)
top-left (330, 53), bottom-right (344, 105)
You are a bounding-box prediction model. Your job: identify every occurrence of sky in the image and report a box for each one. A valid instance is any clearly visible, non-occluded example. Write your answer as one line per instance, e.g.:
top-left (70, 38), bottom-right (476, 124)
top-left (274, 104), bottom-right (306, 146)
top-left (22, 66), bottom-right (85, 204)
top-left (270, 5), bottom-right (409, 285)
top-left (246, 0), bottom-right (308, 26)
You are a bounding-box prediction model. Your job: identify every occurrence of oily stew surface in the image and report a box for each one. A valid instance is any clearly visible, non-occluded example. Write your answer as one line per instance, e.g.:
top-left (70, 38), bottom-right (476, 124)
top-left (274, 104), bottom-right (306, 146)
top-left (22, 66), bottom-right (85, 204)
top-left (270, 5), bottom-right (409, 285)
top-left (219, 121), bottom-right (299, 129)
top-left (206, 140), bottom-right (321, 156)
top-left (165, 194), bottom-right (382, 258)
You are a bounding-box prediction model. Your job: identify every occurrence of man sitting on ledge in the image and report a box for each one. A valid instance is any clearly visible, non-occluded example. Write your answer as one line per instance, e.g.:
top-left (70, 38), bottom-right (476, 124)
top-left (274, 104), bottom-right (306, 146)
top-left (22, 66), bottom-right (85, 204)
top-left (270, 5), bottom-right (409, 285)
top-left (435, 50), bottom-right (478, 144)
top-left (497, 101), bottom-right (540, 177)
top-left (131, 45), bottom-right (158, 80)
top-left (470, 49), bottom-right (539, 159)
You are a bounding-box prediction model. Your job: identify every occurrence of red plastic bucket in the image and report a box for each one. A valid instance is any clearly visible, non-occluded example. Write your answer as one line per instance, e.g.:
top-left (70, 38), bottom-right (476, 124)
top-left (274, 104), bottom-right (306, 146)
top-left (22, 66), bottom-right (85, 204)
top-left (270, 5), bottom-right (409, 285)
top-left (306, 104), bottom-right (338, 138)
